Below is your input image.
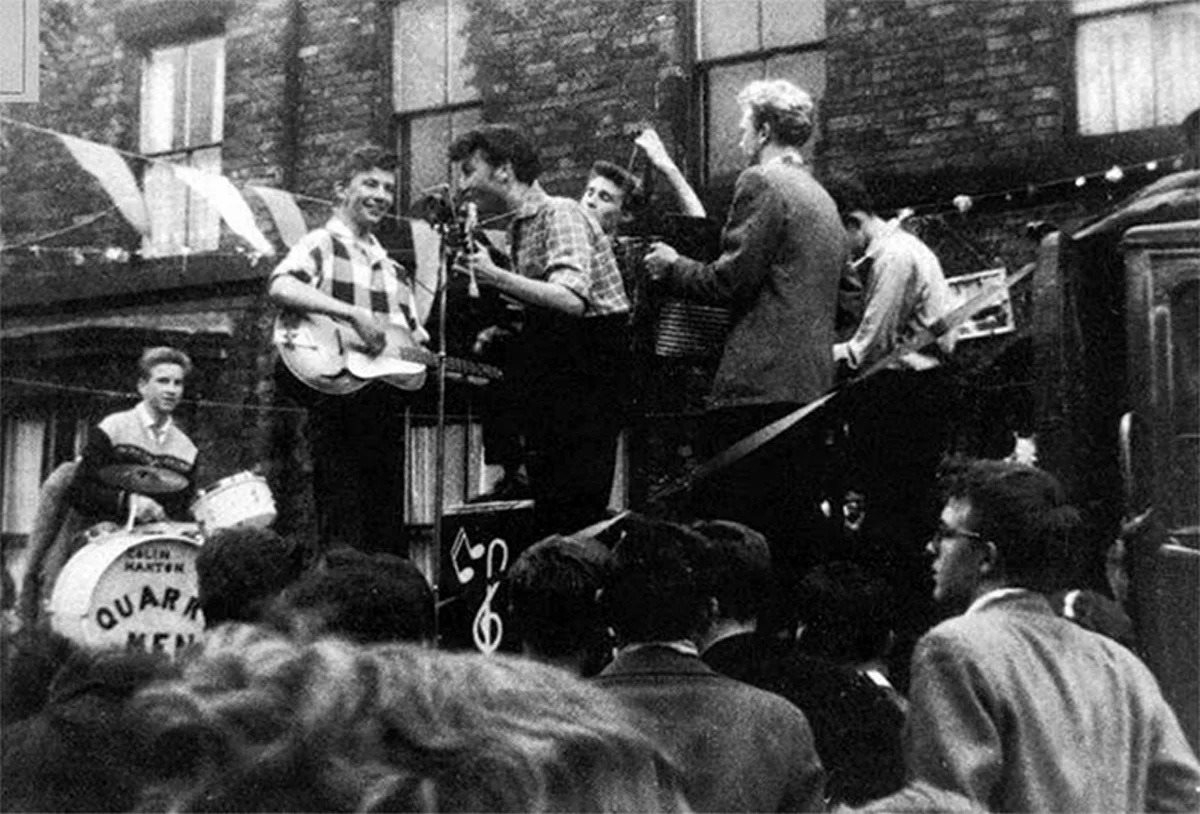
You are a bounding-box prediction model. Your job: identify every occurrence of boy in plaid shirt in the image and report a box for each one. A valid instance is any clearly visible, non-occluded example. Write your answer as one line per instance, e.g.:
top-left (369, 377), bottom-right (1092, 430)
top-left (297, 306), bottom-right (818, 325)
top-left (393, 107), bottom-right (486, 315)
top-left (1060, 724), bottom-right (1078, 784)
top-left (451, 125), bottom-right (631, 538)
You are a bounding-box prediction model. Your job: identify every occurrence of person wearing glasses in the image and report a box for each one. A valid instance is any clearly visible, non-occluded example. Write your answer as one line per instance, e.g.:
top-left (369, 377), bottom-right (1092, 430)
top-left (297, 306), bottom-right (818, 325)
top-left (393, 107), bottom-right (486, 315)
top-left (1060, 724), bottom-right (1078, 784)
top-left (905, 458), bottom-right (1199, 812)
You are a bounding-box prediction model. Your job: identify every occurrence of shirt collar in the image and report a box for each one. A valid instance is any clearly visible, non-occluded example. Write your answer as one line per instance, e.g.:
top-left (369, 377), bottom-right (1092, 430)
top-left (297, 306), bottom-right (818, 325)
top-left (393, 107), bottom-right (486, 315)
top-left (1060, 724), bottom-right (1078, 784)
top-left (512, 182), bottom-right (550, 223)
top-left (862, 668), bottom-right (895, 690)
top-left (965, 587), bottom-right (1030, 616)
top-left (137, 402), bottom-right (173, 437)
top-left (325, 215), bottom-right (388, 260)
top-left (764, 151), bottom-right (805, 170)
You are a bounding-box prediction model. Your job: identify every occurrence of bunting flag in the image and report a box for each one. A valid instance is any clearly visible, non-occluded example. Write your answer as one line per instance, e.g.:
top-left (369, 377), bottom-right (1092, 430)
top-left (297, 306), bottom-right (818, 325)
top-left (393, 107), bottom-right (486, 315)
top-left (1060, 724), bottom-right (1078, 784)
top-left (56, 133), bottom-right (150, 237)
top-left (409, 219), bottom-right (442, 322)
top-left (249, 185), bottom-right (309, 248)
top-left (173, 165), bottom-right (275, 256)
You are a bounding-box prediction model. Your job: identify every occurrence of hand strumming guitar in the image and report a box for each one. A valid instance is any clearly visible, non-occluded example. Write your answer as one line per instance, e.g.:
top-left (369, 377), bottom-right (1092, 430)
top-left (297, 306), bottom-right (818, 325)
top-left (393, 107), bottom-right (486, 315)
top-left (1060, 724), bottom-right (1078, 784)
top-left (454, 245), bottom-right (506, 290)
top-left (349, 309), bottom-right (388, 356)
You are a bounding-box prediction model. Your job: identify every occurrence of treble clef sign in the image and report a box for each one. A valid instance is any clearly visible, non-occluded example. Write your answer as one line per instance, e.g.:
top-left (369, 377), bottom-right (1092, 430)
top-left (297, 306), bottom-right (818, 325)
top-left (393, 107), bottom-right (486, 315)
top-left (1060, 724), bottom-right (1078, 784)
top-left (472, 537), bottom-right (509, 653)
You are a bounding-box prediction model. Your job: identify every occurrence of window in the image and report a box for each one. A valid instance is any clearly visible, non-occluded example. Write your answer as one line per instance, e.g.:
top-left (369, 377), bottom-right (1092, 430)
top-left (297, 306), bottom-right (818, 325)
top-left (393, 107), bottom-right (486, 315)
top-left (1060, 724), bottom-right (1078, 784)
top-left (139, 35), bottom-right (225, 255)
top-left (1074, 0), bottom-right (1200, 135)
top-left (393, 0), bottom-right (481, 209)
top-left (405, 419), bottom-right (485, 525)
top-left (1, 413), bottom-right (86, 539)
top-left (695, 0), bottom-right (827, 187)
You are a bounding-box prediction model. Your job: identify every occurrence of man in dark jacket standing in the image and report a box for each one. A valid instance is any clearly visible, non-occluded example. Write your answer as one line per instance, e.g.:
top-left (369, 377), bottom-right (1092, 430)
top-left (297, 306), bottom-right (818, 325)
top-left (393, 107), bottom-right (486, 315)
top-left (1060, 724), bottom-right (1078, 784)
top-left (594, 516), bottom-right (826, 812)
top-left (644, 78), bottom-right (846, 612)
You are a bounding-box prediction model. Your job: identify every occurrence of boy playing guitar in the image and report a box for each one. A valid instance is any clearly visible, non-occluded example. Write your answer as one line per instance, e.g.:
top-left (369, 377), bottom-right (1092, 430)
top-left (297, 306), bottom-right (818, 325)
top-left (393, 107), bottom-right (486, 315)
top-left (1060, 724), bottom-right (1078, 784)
top-left (267, 144), bottom-right (423, 557)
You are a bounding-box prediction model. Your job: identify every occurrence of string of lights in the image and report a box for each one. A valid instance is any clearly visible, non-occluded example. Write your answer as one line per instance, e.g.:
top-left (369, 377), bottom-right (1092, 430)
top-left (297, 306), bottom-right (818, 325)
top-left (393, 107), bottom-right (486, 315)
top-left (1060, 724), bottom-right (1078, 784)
top-left (0, 376), bottom-right (501, 422)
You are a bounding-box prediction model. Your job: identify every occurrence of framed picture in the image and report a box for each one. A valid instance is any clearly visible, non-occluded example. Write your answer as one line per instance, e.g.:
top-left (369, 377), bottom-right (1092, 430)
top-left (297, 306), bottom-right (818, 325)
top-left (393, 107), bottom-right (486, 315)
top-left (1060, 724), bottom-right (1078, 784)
top-left (948, 268), bottom-right (1015, 340)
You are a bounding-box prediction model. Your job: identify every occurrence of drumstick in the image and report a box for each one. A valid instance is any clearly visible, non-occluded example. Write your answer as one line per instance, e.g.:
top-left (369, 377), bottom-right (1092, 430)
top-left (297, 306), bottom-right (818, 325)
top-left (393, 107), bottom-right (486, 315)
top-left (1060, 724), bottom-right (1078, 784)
top-left (125, 496), bottom-right (137, 532)
top-left (464, 202), bottom-right (480, 298)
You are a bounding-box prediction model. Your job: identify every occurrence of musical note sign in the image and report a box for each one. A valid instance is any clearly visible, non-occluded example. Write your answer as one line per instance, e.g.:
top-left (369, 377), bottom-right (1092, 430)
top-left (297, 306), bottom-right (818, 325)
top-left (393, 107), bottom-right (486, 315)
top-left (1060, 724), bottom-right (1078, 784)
top-left (450, 526), bottom-right (510, 653)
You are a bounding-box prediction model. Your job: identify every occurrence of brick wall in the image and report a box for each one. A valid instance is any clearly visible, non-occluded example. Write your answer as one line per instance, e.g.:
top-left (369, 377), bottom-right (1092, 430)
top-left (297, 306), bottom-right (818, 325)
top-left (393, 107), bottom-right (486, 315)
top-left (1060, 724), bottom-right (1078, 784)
top-left (824, 0), bottom-right (1072, 184)
top-left (463, 0), bottom-right (686, 196)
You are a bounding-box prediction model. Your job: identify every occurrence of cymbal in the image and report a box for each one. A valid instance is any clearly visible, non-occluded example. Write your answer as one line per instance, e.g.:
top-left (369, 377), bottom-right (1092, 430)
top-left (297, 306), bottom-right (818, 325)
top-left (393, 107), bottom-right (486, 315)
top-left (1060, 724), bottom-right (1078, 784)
top-left (97, 464), bottom-right (188, 495)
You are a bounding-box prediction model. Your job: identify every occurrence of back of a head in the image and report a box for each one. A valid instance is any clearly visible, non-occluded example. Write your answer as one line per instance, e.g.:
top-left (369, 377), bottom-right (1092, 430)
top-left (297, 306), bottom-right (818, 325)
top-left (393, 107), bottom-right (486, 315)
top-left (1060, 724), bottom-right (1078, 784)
top-left (689, 519), bottom-right (772, 623)
top-left (506, 534), bottom-right (612, 661)
top-left (367, 645), bottom-right (688, 812)
top-left (738, 78), bottom-right (815, 148)
top-left (940, 458), bottom-right (1080, 590)
top-left (129, 624), bottom-right (373, 812)
top-left (448, 123), bottom-right (542, 183)
top-left (274, 557), bottom-right (435, 644)
top-left (797, 560), bottom-right (896, 665)
top-left (1, 625), bottom-right (80, 723)
top-left (604, 517), bottom-right (709, 644)
top-left (821, 173), bottom-right (876, 220)
top-left (195, 527), bottom-right (305, 628)
top-left (3, 644), bottom-right (177, 813)
top-left (128, 625), bottom-right (686, 812)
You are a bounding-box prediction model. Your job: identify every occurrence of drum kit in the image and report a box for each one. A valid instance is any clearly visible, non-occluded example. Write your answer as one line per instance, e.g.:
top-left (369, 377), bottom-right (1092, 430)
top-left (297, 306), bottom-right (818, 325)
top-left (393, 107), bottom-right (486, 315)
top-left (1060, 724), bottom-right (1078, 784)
top-left (44, 465), bottom-right (278, 656)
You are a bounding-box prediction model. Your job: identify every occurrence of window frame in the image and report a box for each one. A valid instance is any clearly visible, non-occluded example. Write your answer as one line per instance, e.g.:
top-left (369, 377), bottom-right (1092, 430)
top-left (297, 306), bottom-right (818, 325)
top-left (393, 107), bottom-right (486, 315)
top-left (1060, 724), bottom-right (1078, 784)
top-left (391, 0), bottom-right (480, 210)
top-left (691, 0), bottom-right (828, 192)
top-left (138, 33), bottom-right (226, 256)
top-left (1071, 0), bottom-right (1200, 136)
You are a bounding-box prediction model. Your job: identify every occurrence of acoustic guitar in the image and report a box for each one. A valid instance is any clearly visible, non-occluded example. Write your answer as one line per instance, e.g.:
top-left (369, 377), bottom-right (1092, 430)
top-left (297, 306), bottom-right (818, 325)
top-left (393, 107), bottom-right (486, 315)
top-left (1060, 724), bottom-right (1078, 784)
top-left (273, 311), bottom-right (502, 395)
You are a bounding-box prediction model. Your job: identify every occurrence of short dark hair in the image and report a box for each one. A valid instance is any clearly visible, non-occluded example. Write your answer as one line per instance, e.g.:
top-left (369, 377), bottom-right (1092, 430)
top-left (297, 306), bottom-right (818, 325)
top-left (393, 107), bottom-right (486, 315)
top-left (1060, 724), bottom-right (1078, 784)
top-left (195, 527), bottom-right (306, 628)
top-left (506, 534), bottom-right (612, 659)
top-left (821, 174), bottom-right (876, 220)
top-left (448, 124), bottom-right (542, 184)
top-left (274, 557), bottom-right (435, 644)
top-left (603, 517), bottom-right (709, 643)
top-left (689, 519), bottom-right (771, 623)
top-left (336, 143), bottom-right (398, 186)
top-left (138, 346), bottom-right (192, 380)
top-left (940, 458), bottom-right (1081, 588)
top-left (797, 560), bottom-right (896, 664)
top-left (589, 160), bottom-right (646, 212)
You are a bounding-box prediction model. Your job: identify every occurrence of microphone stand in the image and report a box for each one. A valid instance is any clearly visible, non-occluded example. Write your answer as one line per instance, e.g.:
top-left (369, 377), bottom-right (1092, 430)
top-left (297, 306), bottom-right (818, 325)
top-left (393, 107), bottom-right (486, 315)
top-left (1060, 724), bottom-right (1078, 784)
top-left (429, 215), bottom-right (453, 649)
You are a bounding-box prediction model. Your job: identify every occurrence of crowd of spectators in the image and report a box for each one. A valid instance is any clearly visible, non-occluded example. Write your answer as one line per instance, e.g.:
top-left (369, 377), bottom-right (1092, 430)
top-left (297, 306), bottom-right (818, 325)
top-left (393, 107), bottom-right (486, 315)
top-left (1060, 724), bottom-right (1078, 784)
top-left (3, 458), bottom-right (1198, 812)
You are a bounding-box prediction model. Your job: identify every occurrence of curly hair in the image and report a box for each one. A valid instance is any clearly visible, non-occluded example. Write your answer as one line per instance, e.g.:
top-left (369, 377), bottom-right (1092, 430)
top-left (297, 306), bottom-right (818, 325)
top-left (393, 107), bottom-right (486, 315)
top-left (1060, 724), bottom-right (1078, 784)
top-left (129, 624), bottom-right (687, 812)
top-left (737, 79), bottom-right (816, 149)
top-left (448, 124), bottom-right (542, 184)
top-left (195, 527), bottom-right (305, 628)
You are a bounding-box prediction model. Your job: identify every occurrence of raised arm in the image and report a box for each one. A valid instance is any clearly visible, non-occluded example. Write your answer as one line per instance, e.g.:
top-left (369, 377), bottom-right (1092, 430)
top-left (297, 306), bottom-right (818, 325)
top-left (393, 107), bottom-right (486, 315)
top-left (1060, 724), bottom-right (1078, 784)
top-left (635, 128), bottom-right (706, 218)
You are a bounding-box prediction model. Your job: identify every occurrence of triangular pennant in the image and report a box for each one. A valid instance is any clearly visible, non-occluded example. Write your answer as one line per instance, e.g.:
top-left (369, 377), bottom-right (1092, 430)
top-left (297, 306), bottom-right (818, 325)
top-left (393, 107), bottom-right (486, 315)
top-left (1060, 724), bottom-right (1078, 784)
top-left (409, 218), bottom-right (442, 323)
top-left (172, 165), bottom-right (275, 256)
top-left (249, 185), bottom-right (309, 248)
top-left (56, 133), bottom-right (150, 236)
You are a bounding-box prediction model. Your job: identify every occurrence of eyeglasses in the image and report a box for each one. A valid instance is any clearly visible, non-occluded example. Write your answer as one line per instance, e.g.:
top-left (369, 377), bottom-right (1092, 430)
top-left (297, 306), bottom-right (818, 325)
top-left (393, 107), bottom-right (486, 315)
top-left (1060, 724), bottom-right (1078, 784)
top-left (928, 525), bottom-right (985, 548)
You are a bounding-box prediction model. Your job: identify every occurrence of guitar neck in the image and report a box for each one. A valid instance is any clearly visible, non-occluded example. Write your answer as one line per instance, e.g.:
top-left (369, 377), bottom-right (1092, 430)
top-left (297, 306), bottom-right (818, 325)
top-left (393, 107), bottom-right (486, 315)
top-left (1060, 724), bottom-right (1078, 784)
top-left (395, 345), bottom-right (501, 381)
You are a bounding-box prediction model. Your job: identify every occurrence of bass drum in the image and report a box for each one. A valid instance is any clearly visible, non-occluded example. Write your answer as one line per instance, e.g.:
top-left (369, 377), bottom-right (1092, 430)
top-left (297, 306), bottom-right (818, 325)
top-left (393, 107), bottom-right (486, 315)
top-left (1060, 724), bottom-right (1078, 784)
top-left (48, 523), bottom-right (205, 656)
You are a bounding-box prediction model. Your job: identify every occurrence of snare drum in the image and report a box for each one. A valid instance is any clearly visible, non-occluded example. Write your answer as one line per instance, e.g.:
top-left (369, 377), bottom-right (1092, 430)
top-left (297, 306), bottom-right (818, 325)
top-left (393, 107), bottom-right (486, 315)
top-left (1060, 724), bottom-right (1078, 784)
top-left (48, 525), bottom-right (205, 655)
top-left (191, 471), bottom-right (277, 533)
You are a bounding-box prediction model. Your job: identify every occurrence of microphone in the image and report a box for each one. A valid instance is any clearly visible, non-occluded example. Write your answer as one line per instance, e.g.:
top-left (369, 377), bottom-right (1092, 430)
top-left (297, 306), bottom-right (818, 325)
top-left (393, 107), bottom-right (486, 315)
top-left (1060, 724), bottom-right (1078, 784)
top-left (417, 182), bottom-right (451, 199)
top-left (411, 184), bottom-right (455, 226)
top-left (464, 201), bottom-right (480, 298)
